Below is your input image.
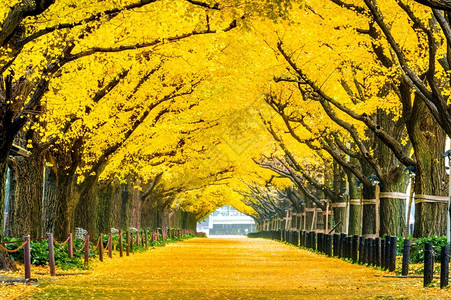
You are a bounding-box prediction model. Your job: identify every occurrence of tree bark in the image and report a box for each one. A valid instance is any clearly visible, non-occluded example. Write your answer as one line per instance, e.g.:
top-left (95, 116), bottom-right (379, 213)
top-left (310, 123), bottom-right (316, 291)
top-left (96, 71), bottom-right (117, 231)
top-left (53, 173), bottom-right (78, 240)
top-left (408, 98), bottom-right (448, 237)
top-left (42, 166), bottom-right (57, 234)
top-left (0, 163), bottom-right (7, 238)
top-left (74, 175), bottom-right (99, 234)
top-left (129, 179), bottom-right (142, 229)
top-left (181, 211), bottom-right (197, 230)
top-left (6, 152), bottom-right (44, 238)
top-left (120, 181), bottom-right (132, 230)
top-left (96, 179), bottom-right (120, 233)
top-left (374, 110), bottom-right (408, 236)
top-left (0, 163), bottom-right (16, 271)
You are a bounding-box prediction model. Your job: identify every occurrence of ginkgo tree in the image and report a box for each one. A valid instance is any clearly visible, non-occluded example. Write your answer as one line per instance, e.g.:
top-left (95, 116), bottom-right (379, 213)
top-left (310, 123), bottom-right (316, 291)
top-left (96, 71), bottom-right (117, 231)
top-left (1, 0), bottom-right (304, 244)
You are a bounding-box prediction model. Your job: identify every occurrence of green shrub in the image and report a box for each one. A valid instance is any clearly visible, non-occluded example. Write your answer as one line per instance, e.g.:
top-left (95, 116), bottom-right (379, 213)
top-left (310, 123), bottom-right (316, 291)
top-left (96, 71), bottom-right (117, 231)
top-left (410, 235), bottom-right (449, 264)
top-left (4, 237), bottom-right (84, 270)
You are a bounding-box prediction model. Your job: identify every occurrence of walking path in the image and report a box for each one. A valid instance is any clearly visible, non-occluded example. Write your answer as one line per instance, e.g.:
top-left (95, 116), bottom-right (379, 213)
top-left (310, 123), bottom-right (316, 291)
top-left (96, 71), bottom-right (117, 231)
top-left (25, 238), bottom-right (451, 299)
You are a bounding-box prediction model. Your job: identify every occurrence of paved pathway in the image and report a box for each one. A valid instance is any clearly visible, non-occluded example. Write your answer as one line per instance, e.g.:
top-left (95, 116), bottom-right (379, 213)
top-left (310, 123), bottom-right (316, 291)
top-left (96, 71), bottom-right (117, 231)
top-left (27, 238), bottom-right (451, 299)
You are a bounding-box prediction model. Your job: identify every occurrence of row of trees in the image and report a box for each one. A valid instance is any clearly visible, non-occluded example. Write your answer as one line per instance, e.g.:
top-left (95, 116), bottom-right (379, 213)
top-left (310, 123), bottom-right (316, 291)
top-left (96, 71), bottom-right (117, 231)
top-left (5, 0), bottom-right (451, 257)
top-left (0, 0), bottom-right (274, 245)
top-left (241, 0), bottom-right (451, 239)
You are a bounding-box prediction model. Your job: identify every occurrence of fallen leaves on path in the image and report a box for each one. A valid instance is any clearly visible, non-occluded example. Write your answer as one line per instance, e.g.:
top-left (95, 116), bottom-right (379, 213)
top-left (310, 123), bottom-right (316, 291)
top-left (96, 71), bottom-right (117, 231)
top-left (4, 238), bottom-right (451, 299)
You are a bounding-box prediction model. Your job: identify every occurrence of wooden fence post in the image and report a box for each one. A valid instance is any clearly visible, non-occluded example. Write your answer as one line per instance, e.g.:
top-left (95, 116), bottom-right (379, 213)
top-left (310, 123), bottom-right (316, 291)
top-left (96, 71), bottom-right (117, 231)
top-left (126, 231), bottom-right (130, 256)
top-left (47, 233), bottom-right (56, 276)
top-left (68, 233), bottom-right (73, 258)
top-left (84, 234), bottom-right (90, 266)
top-left (24, 236), bottom-right (31, 280)
top-left (99, 234), bottom-right (103, 262)
top-left (119, 230), bottom-right (123, 257)
top-left (144, 230), bottom-right (148, 248)
top-left (108, 233), bottom-right (112, 259)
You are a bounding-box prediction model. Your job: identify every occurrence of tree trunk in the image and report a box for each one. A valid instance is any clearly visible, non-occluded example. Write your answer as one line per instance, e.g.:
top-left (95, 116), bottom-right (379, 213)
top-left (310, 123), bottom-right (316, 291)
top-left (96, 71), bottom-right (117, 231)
top-left (181, 211), bottom-right (197, 230)
top-left (348, 204), bottom-right (360, 235)
top-left (93, 179), bottom-right (124, 232)
top-left (408, 98), bottom-right (448, 237)
top-left (380, 197), bottom-right (405, 236)
top-left (120, 181), bottom-right (132, 230)
top-left (375, 110), bottom-right (409, 236)
top-left (0, 163), bottom-right (7, 237)
top-left (96, 181), bottom-right (113, 234)
top-left (109, 179), bottom-right (123, 229)
top-left (6, 151), bottom-right (44, 238)
top-left (129, 180), bottom-right (142, 229)
top-left (332, 207), bottom-right (345, 233)
top-left (74, 176), bottom-right (99, 234)
top-left (141, 196), bottom-right (158, 229)
top-left (361, 186), bottom-right (376, 235)
top-left (52, 173), bottom-right (78, 240)
top-left (346, 170), bottom-right (360, 235)
top-left (42, 166), bottom-right (57, 235)
top-left (0, 162), bottom-right (16, 271)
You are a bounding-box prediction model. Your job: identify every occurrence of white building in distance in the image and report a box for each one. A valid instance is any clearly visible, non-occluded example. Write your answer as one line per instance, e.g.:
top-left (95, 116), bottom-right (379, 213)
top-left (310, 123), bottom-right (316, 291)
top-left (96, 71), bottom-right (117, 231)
top-left (197, 206), bottom-right (256, 236)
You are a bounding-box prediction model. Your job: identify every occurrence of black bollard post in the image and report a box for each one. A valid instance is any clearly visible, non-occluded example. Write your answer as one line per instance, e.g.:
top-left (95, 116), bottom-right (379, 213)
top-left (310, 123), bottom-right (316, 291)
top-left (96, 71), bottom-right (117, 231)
top-left (381, 239), bottom-right (386, 269)
top-left (333, 234), bottom-right (339, 256)
top-left (317, 233), bottom-right (322, 252)
top-left (358, 236), bottom-right (364, 263)
top-left (345, 237), bottom-right (350, 259)
top-left (311, 232), bottom-right (317, 251)
top-left (352, 235), bottom-right (358, 262)
top-left (323, 233), bottom-right (327, 253)
top-left (389, 236), bottom-right (397, 272)
top-left (343, 236), bottom-right (349, 258)
top-left (340, 233), bottom-right (347, 258)
top-left (385, 236), bottom-right (391, 270)
top-left (375, 237), bottom-right (381, 267)
top-left (337, 234), bottom-right (342, 258)
top-left (364, 238), bottom-right (370, 264)
top-left (401, 239), bottom-right (411, 276)
top-left (342, 236), bottom-right (347, 259)
top-left (424, 242), bottom-right (434, 287)
top-left (369, 238), bottom-right (375, 265)
top-left (326, 235), bottom-right (332, 257)
top-left (441, 246), bottom-right (449, 289)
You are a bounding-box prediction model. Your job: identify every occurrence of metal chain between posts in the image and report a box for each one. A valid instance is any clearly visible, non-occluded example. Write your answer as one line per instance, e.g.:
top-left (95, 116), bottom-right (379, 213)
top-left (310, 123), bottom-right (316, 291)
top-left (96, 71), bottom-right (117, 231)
top-left (90, 235), bottom-right (102, 252)
top-left (0, 240), bottom-right (28, 253)
top-left (53, 236), bottom-right (70, 246)
top-left (73, 239), bottom-right (87, 252)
